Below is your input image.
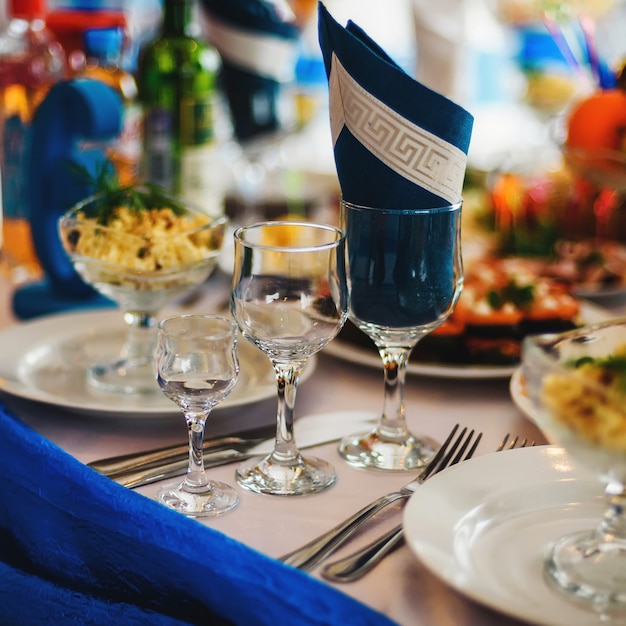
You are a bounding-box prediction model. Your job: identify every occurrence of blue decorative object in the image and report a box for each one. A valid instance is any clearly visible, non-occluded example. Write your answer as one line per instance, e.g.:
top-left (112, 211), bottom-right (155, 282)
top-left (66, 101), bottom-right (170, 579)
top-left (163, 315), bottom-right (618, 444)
top-left (13, 78), bottom-right (122, 319)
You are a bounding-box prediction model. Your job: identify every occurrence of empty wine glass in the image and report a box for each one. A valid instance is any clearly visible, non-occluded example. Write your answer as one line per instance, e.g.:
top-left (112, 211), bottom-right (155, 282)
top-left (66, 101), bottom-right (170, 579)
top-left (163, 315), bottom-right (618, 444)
top-left (523, 319), bottom-right (626, 615)
top-left (155, 314), bottom-right (240, 517)
top-left (231, 221), bottom-right (348, 495)
top-left (338, 200), bottom-right (463, 471)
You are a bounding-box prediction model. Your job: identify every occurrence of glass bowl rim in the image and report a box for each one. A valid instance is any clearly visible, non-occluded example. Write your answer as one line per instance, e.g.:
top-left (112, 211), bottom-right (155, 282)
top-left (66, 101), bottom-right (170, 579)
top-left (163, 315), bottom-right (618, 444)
top-left (60, 190), bottom-right (229, 243)
top-left (68, 252), bottom-right (220, 279)
top-left (523, 316), bottom-right (626, 395)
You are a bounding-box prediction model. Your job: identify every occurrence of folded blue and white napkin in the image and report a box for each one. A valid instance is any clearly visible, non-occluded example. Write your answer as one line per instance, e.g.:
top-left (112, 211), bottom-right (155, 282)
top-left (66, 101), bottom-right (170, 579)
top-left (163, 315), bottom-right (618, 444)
top-left (0, 402), bottom-right (394, 626)
top-left (200, 0), bottom-right (300, 142)
top-left (318, 3), bottom-right (474, 209)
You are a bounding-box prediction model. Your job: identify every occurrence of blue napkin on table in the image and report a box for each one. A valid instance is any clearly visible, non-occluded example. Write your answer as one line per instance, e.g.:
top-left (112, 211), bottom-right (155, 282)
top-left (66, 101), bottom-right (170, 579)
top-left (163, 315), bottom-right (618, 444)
top-left (318, 3), bottom-right (474, 210)
top-left (0, 402), bottom-right (395, 626)
top-left (200, 0), bottom-right (301, 142)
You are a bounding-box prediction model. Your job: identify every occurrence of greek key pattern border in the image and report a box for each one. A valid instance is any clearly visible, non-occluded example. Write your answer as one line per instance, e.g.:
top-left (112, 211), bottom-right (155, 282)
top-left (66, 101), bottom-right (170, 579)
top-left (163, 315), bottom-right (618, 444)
top-left (329, 52), bottom-right (465, 203)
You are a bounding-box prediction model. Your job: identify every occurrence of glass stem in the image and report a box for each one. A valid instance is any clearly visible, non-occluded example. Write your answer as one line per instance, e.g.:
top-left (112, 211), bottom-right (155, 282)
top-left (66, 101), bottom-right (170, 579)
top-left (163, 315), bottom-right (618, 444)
top-left (183, 411), bottom-right (210, 492)
top-left (270, 363), bottom-right (302, 463)
top-left (378, 347), bottom-right (412, 441)
top-left (121, 311), bottom-right (157, 362)
top-left (598, 480), bottom-right (626, 539)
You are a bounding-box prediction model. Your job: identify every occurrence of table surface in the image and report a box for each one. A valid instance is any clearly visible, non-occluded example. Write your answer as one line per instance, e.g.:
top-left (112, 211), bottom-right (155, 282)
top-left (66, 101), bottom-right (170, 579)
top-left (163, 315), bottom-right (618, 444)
top-left (2, 268), bottom-right (616, 626)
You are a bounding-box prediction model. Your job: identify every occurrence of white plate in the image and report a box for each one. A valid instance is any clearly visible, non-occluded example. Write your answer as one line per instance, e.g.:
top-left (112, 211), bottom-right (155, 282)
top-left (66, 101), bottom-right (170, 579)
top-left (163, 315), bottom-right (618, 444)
top-left (324, 302), bottom-right (612, 380)
top-left (323, 338), bottom-right (515, 379)
top-left (0, 309), bottom-right (315, 419)
top-left (403, 446), bottom-right (608, 626)
top-left (574, 284), bottom-right (626, 302)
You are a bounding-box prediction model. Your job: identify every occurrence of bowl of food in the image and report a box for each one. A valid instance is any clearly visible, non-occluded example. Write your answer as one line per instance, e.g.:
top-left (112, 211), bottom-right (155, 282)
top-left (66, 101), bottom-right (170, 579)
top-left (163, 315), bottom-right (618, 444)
top-left (59, 185), bottom-right (228, 395)
top-left (522, 318), bottom-right (626, 613)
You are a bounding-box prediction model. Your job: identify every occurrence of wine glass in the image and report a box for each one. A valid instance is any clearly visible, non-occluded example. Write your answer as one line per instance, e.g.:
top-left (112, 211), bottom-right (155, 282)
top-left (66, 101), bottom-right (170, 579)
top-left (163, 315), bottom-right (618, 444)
top-left (230, 220), bottom-right (348, 496)
top-left (59, 190), bottom-right (228, 395)
top-left (338, 199), bottom-right (463, 471)
top-left (523, 319), bottom-right (626, 614)
top-left (155, 314), bottom-right (240, 517)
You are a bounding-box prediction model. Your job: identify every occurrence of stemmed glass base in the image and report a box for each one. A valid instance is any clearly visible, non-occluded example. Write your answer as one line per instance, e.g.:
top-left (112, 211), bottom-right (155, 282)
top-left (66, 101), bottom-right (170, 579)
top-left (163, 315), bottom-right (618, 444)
top-left (87, 356), bottom-right (156, 395)
top-left (338, 340), bottom-right (440, 471)
top-left (157, 479), bottom-right (239, 518)
top-left (544, 489), bottom-right (626, 613)
top-left (236, 453), bottom-right (336, 496)
top-left (86, 311), bottom-right (159, 395)
top-left (339, 430), bottom-right (437, 472)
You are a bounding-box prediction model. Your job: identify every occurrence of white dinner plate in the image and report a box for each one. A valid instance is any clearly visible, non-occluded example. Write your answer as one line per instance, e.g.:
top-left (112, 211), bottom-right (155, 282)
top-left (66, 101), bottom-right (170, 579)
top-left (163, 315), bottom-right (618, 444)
top-left (324, 302), bottom-right (612, 380)
top-left (403, 446), bottom-right (609, 626)
top-left (574, 284), bottom-right (626, 302)
top-left (323, 338), bottom-right (515, 379)
top-left (0, 309), bottom-right (315, 419)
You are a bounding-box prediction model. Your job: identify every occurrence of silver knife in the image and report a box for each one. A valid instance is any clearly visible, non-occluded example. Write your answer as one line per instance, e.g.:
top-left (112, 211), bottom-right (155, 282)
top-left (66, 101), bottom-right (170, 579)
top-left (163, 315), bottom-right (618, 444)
top-left (114, 448), bottom-right (260, 489)
top-left (111, 412), bottom-right (376, 489)
top-left (91, 411), bottom-right (376, 479)
top-left (89, 424), bottom-right (277, 477)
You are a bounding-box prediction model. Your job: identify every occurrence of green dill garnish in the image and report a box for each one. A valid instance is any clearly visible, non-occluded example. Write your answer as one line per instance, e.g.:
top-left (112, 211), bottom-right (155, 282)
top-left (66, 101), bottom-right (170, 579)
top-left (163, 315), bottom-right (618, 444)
top-left (569, 353), bottom-right (626, 394)
top-left (69, 160), bottom-right (188, 225)
top-left (571, 356), bottom-right (594, 368)
top-left (487, 279), bottom-right (535, 310)
top-left (570, 354), bottom-right (626, 371)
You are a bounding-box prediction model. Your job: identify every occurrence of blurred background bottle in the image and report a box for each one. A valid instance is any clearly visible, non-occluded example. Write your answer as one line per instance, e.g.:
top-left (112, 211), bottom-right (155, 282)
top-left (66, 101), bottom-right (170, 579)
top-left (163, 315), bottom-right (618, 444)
top-left (138, 0), bottom-right (225, 217)
top-left (0, 0), bottom-right (66, 284)
top-left (78, 26), bottom-right (142, 185)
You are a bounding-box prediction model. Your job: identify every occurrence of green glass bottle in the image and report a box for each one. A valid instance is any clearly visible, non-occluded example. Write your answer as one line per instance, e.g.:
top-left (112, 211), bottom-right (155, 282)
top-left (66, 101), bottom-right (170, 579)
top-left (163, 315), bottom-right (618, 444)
top-left (138, 0), bottom-right (223, 216)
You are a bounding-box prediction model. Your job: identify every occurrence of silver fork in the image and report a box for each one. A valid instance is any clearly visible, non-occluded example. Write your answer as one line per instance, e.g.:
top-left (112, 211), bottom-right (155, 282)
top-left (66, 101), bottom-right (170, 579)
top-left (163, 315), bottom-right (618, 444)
top-left (321, 433), bottom-right (534, 583)
top-left (497, 433), bottom-right (535, 451)
top-left (279, 424), bottom-right (481, 572)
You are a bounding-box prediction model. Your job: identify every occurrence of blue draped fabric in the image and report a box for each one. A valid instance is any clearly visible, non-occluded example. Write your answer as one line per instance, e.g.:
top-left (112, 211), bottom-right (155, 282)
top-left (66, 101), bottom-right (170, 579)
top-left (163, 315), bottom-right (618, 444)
top-left (0, 403), bottom-right (396, 626)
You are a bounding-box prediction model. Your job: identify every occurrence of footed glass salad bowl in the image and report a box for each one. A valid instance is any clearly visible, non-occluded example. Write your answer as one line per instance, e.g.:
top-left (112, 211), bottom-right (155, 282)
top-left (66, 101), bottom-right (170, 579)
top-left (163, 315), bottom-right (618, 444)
top-left (522, 318), bottom-right (626, 616)
top-left (59, 188), bottom-right (228, 395)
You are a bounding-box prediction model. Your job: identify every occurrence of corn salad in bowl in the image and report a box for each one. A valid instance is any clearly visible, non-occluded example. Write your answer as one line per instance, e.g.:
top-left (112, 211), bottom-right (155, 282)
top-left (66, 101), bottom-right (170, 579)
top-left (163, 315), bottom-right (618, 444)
top-left (522, 318), bottom-right (626, 613)
top-left (59, 186), bottom-right (228, 395)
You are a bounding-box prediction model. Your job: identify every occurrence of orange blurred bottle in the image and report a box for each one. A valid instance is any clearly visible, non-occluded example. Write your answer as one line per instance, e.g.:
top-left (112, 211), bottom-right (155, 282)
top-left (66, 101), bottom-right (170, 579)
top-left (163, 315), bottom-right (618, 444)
top-left (0, 0), bottom-right (66, 283)
top-left (78, 27), bottom-right (142, 186)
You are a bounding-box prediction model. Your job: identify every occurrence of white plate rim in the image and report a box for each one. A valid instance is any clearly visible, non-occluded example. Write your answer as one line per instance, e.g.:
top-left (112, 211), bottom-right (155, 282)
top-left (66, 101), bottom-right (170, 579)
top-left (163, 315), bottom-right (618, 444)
top-left (573, 284), bottom-right (626, 300)
top-left (510, 368), bottom-right (552, 444)
top-left (510, 367), bottom-right (536, 423)
top-left (0, 309), bottom-right (316, 419)
top-left (324, 301), bottom-right (612, 380)
top-left (323, 337), bottom-right (515, 379)
top-left (403, 445), bottom-right (606, 626)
